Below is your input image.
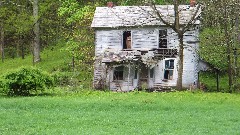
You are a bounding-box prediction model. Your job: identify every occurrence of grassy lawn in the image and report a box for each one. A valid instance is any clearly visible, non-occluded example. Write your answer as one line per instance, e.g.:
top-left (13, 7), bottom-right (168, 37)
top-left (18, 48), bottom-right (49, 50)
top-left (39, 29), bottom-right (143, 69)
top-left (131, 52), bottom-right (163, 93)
top-left (0, 44), bottom-right (71, 75)
top-left (0, 91), bottom-right (240, 135)
top-left (199, 71), bottom-right (229, 92)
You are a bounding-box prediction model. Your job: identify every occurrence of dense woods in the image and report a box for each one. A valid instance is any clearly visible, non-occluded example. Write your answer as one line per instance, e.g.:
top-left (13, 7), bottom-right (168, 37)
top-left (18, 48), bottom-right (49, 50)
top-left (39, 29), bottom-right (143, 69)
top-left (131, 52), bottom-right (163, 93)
top-left (0, 0), bottom-right (239, 92)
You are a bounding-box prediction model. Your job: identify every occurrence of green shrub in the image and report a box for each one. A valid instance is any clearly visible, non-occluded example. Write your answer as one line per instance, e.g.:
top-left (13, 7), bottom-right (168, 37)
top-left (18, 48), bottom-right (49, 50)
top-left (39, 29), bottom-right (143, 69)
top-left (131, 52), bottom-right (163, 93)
top-left (51, 71), bottom-right (79, 87)
top-left (0, 67), bottom-right (54, 96)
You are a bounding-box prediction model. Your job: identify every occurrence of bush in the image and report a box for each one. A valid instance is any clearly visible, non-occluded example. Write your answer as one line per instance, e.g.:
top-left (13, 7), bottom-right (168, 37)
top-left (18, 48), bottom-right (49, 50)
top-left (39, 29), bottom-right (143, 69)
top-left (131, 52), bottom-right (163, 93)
top-left (51, 71), bottom-right (79, 87)
top-left (0, 67), bottom-right (54, 96)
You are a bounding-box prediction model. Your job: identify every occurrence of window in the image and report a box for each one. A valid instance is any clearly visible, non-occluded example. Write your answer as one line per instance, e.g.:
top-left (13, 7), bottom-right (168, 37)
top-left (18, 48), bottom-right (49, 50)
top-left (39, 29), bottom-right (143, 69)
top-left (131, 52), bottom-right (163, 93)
top-left (123, 31), bottom-right (131, 49)
top-left (159, 29), bottom-right (167, 48)
top-left (134, 69), bottom-right (138, 79)
top-left (113, 66), bottom-right (124, 80)
top-left (150, 68), bottom-right (154, 78)
top-left (164, 59), bottom-right (174, 80)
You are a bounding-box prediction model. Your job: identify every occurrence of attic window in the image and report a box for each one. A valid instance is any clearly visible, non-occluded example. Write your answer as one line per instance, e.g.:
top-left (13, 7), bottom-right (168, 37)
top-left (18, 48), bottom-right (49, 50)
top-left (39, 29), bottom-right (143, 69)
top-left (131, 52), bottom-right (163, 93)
top-left (123, 31), bottom-right (131, 49)
top-left (164, 59), bottom-right (174, 80)
top-left (113, 66), bottom-right (124, 80)
top-left (159, 29), bottom-right (167, 48)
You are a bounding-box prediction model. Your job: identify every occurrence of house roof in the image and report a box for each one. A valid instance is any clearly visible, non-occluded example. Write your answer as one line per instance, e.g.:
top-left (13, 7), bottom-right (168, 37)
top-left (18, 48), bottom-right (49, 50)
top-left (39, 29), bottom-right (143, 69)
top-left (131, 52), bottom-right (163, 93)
top-left (91, 5), bottom-right (201, 28)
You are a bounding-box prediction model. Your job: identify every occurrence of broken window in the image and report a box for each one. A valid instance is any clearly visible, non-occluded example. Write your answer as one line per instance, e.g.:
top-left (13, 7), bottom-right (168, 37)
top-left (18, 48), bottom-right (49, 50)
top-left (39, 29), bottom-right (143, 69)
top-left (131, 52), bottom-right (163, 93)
top-left (164, 59), bottom-right (174, 80)
top-left (123, 31), bottom-right (131, 49)
top-left (113, 66), bottom-right (124, 80)
top-left (159, 29), bottom-right (167, 48)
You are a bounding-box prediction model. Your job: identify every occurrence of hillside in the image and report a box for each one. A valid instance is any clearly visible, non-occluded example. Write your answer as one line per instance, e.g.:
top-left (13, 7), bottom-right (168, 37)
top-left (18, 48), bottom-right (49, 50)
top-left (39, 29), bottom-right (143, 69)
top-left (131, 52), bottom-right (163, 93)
top-left (0, 45), bottom-right (71, 74)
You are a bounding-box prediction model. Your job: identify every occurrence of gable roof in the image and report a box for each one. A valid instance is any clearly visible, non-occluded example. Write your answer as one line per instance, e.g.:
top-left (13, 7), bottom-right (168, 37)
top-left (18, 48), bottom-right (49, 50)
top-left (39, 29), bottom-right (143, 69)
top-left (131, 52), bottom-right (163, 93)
top-left (91, 5), bottom-right (201, 28)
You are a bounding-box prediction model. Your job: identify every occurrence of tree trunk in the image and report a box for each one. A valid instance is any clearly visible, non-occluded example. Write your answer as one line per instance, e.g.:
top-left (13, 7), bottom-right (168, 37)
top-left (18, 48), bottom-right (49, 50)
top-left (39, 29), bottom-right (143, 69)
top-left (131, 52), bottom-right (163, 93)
top-left (33, 0), bottom-right (40, 63)
top-left (176, 34), bottom-right (184, 90)
top-left (0, 26), bottom-right (4, 63)
top-left (72, 56), bottom-right (75, 70)
top-left (17, 33), bottom-right (20, 58)
top-left (21, 35), bottom-right (25, 59)
top-left (223, 0), bottom-right (233, 92)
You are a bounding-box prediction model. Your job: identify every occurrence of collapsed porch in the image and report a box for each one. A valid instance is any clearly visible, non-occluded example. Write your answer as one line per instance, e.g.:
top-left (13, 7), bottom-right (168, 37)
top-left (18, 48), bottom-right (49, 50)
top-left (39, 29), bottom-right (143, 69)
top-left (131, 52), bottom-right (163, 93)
top-left (94, 48), bottom-right (178, 91)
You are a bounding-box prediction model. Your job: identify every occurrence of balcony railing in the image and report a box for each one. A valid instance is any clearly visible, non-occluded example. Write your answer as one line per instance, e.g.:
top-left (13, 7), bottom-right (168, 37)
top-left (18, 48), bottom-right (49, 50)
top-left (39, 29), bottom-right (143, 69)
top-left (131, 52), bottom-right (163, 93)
top-left (101, 48), bottom-right (178, 63)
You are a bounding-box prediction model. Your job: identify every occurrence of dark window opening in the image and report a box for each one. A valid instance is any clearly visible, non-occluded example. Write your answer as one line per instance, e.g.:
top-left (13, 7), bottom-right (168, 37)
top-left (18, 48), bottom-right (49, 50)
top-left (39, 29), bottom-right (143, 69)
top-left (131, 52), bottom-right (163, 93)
top-left (114, 66), bottom-right (124, 80)
top-left (164, 59), bottom-right (174, 80)
top-left (123, 31), bottom-right (131, 49)
top-left (134, 69), bottom-right (138, 79)
top-left (150, 68), bottom-right (154, 78)
top-left (164, 70), bottom-right (173, 80)
top-left (159, 29), bottom-right (167, 48)
top-left (165, 59), bottom-right (174, 69)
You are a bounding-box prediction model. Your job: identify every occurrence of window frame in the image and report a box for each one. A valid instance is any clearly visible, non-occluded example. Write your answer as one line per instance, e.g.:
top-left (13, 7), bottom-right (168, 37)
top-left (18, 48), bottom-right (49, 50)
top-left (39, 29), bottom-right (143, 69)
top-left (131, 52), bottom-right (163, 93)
top-left (164, 59), bottom-right (174, 80)
top-left (123, 31), bottom-right (132, 49)
top-left (159, 29), bottom-right (168, 48)
top-left (113, 66), bottom-right (124, 81)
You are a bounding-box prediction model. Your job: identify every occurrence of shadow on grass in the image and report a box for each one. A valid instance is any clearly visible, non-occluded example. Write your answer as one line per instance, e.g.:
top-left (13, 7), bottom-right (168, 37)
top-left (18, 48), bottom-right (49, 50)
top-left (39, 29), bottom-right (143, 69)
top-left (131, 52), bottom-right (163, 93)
top-left (0, 92), bottom-right (58, 98)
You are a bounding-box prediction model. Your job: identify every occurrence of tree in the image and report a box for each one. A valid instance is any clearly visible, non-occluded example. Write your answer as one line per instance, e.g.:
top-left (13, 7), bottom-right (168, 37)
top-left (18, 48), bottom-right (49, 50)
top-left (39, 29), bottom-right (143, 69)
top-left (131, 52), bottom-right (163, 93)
top-left (148, 0), bottom-right (201, 90)
top-left (0, 0), bottom-right (33, 60)
top-left (58, 0), bottom-right (96, 70)
top-left (0, 24), bottom-right (4, 63)
top-left (32, 0), bottom-right (40, 63)
top-left (0, 0), bottom-right (7, 62)
top-left (200, 0), bottom-right (240, 92)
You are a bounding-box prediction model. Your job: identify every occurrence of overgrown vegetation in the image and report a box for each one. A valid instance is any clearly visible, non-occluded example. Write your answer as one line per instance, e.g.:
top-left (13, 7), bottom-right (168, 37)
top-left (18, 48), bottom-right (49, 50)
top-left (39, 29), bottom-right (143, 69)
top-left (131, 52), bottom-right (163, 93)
top-left (0, 67), bottom-right (54, 96)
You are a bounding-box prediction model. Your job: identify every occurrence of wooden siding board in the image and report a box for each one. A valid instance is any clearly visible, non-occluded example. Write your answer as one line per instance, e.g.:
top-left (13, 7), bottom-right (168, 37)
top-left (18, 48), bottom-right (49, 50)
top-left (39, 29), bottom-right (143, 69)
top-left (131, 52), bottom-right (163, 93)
top-left (132, 28), bottom-right (158, 49)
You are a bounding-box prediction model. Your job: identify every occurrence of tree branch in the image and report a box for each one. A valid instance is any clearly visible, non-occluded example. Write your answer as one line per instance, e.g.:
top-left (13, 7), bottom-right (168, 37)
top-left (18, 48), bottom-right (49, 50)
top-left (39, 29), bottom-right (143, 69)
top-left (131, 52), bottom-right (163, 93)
top-left (182, 4), bottom-right (201, 33)
top-left (149, 3), bottom-right (175, 30)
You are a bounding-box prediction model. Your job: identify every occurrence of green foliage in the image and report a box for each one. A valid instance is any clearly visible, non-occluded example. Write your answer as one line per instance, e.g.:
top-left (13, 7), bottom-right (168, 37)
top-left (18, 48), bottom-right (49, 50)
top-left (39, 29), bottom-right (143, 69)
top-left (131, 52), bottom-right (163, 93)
top-left (0, 67), bottom-right (54, 96)
top-left (51, 71), bottom-right (78, 87)
top-left (58, 0), bottom-right (95, 25)
top-left (58, 1), bottom-right (95, 74)
top-left (200, 28), bottom-right (228, 70)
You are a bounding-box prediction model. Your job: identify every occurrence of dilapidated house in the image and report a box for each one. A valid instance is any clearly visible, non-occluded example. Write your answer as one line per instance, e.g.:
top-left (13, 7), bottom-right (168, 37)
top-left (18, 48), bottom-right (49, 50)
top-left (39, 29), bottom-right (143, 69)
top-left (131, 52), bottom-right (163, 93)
top-left (91, 4), bottom-right (201, 91)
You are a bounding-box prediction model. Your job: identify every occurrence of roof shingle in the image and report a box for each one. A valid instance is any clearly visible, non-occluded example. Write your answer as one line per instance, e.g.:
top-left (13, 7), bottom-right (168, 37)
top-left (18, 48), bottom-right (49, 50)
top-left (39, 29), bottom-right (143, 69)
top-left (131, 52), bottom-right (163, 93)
top-left (91, 5), bottom-right (201, 28)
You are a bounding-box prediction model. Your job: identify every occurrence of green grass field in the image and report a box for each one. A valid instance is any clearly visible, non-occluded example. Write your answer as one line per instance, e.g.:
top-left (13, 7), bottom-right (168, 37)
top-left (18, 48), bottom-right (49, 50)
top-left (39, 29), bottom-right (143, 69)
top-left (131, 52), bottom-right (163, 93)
top-left (0, 91), bottom-right (240, 135)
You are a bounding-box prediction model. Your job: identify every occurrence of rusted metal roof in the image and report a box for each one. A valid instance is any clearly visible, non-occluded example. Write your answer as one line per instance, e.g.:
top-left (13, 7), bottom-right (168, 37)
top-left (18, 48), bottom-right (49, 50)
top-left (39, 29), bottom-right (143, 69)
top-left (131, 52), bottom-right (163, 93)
top-left (91, 5), bottom-right (201, 28)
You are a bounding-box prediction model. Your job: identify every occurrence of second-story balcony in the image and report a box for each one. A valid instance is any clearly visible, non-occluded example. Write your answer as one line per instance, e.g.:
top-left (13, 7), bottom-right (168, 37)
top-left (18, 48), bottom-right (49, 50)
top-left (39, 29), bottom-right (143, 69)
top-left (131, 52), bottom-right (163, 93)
top-left (101, 48), bottom-right (178, 63)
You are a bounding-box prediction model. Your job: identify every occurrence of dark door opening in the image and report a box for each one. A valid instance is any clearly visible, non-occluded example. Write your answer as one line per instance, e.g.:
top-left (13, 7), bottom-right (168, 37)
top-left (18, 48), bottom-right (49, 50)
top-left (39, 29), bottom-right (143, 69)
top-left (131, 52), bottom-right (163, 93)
top-left (139, 65), bottom-right (148, 89)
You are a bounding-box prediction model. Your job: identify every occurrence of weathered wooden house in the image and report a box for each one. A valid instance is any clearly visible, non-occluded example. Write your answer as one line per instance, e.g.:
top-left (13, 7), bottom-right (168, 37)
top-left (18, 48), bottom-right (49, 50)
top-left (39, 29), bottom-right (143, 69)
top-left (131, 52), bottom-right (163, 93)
top-left (91, 4), bottom-right (201, 91)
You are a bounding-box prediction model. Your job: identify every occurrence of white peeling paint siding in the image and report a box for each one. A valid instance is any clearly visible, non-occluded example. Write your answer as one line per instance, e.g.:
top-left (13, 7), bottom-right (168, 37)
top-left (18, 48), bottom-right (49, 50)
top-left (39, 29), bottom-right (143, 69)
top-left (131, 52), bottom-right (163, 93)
top-left (168, 29), bottom-right (179, 49)
top-left (132, 28), bottom-right (158, 50)
top-left (94, 30), bottom-right (122, 86)
top-left (95, 30), bottom-right (122, 55)
top-left (182, 28), bottom-right (199, 87)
